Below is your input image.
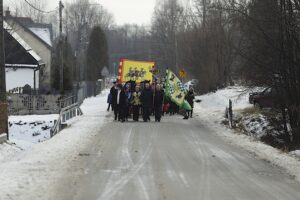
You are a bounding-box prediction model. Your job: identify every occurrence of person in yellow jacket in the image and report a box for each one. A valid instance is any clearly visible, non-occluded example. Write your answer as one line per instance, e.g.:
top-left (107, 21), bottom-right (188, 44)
top-left (131, 86), bottom-right (142, 121)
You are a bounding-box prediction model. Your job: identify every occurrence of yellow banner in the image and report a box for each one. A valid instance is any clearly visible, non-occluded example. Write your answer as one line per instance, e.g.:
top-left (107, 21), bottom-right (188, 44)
top-left (119, 59), bottom-right (155, 83)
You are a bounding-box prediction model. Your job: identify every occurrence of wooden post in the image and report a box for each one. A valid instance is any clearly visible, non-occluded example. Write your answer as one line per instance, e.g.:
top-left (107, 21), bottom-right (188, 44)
top-left (0, 0), bottom-right (8, 138)
top-left (228, 99), bottom-right (233, 128)
top-left (285, 108), bottom-right (293, 141)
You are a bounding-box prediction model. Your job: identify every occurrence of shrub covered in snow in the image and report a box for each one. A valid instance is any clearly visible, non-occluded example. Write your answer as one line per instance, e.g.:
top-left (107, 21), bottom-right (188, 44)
top-left (236, 108), bottom-right (289, 149)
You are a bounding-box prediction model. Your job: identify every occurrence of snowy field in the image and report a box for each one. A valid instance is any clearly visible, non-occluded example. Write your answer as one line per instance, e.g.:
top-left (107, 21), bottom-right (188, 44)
top-left (194, 86), bottom-right (300, 182)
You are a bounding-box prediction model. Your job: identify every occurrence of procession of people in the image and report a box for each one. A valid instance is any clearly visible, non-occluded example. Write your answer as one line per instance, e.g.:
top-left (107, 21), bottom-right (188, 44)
top-left (107, 80), bottom-right (195, 123)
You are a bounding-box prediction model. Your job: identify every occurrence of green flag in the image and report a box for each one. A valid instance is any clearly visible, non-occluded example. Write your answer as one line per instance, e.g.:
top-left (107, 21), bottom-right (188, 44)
top-left (165, 70), bottom-right (192, 111)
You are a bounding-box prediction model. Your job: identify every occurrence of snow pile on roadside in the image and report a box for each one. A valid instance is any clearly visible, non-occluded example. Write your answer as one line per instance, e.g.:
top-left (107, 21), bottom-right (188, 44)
top-left (0, 90), bottom-right (109, 200)
top-left (196, 86), bottom-right (251, 114)
top-left (194, 86), bottom-right (300, 182)
top-left (289, 150), bottom-right (300, 158)
top-left (9, 114), bottom-right (58, 147)
top-left (0, 142), bottom-right (22, 163)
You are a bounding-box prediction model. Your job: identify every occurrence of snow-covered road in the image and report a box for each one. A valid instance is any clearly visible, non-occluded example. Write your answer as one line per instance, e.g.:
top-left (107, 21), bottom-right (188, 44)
top-left (0, 88), bottom-right (300, 200)
top-left (51, 114), bottom-right (300, 200)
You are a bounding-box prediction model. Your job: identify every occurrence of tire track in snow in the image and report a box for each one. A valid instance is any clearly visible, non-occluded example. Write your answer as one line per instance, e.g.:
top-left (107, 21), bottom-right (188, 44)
top-left (183, 130), bottom-right (211, 199)
top-left (124, 127), bottom-right (150, 200)
top-left (98, 125), bottom-right (155, 200)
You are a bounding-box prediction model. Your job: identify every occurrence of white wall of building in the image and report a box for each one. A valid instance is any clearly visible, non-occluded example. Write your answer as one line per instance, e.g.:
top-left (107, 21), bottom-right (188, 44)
top-left (6, 68), bottom-right (39, 91)
top-left (6, 19), bottom-right (52, 91)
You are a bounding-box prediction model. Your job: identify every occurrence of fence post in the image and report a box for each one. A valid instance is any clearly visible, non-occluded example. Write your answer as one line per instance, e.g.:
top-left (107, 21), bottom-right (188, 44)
top-left (228, 99), bottom-right (233, 128)
top-left (0, 102), bottom-right (8, 140)
top-left (285, 108), bottom-right (293, 142)
top-left (32, 95), bottom-right (36, 114)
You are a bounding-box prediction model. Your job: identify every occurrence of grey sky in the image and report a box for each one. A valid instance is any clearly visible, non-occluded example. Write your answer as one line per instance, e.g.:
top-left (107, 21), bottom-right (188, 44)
top-left (5, 0), bottom-right (157, 25)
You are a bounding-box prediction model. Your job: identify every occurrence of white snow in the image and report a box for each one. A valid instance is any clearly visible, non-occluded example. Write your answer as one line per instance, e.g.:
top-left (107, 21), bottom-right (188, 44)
top-left (0, 90), bottom-right (108, 199)
top-left (197, 86), bottom-right (251, 114)
top-left (9, 114), bottom-right (59, 147)
top-left (289, 150), bottom-right (300, 158)
top-left (0, 142), bottom-right (22, 163)
top-left (194, 86), bottom-right (300, 182)
top-left (29, 27), bottom-right (52, 47)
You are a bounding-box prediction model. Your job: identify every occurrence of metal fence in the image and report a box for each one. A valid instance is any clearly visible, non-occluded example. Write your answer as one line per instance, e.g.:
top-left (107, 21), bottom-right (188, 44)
top-left (7, 80), bottom-right (104, 115)
top-left (50, 98), bottom-right (83, 137)
top-left (7, 94), bottom-right (63, 115)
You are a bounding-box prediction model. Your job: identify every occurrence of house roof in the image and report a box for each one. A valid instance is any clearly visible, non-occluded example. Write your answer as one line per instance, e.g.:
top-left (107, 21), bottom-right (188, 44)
top-left (5, 64), bottom-right (38, 69)
top-left (4, 21), bottom-right (42, 66)
top-left (5, 15), bottom-right (53, 49)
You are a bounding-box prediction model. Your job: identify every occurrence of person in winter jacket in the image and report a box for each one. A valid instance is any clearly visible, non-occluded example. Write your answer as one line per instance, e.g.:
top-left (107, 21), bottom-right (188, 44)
top-left (141, 83), bottom-right (153, 122)
top-left (107, 93), bottom-right (112, 111)
top-left (154, 84), bottom-right (164, 122)
top-left (185, 87), bottom-right (195, 118)
top-left (111, 82), bottom-right (118, 112)
top-left (131, 86), bottom-right (142, 121)
top-left (124, 84), bottom-right (132, 121)
top-left (113, 84), bottom-right (126, 122)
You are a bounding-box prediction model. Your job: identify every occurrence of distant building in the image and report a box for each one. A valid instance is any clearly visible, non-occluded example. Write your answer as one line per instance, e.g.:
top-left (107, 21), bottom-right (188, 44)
top-left (4, 10), bottom-right (53, 93)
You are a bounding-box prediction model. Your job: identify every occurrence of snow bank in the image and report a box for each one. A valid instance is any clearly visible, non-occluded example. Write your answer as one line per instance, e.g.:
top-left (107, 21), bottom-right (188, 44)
top-left (0, 142), bottom-right (22, 163)
top-left (194, 86), bottom-right (300, 182)
top-left (197, 86), bottom-right (252, 113)
top-left (289, 150), bottom-right (300, 158)
top-left (0, 90), bottom-right (109, 200)
top-left (9, 114), bottom-right (58, 147)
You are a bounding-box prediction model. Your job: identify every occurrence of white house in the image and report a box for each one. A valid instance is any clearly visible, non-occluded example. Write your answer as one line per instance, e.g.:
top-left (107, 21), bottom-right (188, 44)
top-left (4, 10), bottom-right (53, 93)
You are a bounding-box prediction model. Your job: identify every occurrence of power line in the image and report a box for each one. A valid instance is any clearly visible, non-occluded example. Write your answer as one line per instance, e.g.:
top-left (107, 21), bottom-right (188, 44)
top-left (24, 0), bottom-right (57, 14)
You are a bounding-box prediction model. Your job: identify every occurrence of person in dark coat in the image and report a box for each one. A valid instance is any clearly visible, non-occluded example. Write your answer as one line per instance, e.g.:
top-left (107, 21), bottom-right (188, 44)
top-left (154, 84), bottom-right (164, 122)
top-left (108, 81), bottom-right (117, 111)
top-left (141, 82), bottom-right (153, 122)
top-left (185, 87), bottom-right (195, 118)
top-left (118, 85), bottom-right (127, 122)
top-left (113, 84), bottom-right (126, 122)
top-left (111, 82), bottom-right (118, 112)
top-left (125, 83), bottom-right (133, 121)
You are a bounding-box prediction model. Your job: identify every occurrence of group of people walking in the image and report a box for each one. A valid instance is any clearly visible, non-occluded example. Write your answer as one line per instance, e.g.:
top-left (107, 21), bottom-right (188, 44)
top-left (107, 81), bottom-right (195, 123)
top-left (108, 81), bottom-right (165, 122)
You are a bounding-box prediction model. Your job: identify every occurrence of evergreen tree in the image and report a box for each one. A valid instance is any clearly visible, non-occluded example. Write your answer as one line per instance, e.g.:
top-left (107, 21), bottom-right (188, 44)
top-left (86, 26), bottom-right (109, 82)
top-left (51, 38), bottom-right (74, 92)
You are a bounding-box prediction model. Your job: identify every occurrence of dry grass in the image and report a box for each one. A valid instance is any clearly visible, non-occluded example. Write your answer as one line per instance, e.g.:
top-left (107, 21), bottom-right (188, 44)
top-left (238, 107), bottom-right (261, 115)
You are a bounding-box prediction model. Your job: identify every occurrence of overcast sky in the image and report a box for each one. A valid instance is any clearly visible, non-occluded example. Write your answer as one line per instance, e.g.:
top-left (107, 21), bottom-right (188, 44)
top-left (5, 0), bottom-right (157, 25)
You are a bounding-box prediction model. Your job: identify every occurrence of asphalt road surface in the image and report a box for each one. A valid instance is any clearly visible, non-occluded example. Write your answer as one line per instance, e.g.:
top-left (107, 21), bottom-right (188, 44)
top-left (53, 114), bottom-right (300, 200)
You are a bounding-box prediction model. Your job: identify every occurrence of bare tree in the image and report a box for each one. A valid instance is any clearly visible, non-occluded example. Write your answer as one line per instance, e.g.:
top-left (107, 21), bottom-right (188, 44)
top-left (63, 0), bottom-right (115, 81)
top-left (151, 0), bottom-right (184, 72)
top-left (10, 0), bottom-right (49, 23)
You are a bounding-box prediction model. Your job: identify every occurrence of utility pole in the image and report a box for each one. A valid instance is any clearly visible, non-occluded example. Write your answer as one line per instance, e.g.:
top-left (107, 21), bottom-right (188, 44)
top-left (59, 0), bottom-right (64, 94)
top-left (0, 0), bottom-right (8, 137)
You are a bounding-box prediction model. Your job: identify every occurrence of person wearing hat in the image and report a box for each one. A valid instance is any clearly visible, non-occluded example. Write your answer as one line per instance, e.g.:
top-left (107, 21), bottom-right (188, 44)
top-left (109, 81), bottom-right (117, 111)
top-left (154, 84), bottom-right (164, 122)
top-left (185, 86), bottom-right (195, 118)
top-left (141, 82), bottom-right (153, 122)
top-left (113, 84), bottom-right (126, 122)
